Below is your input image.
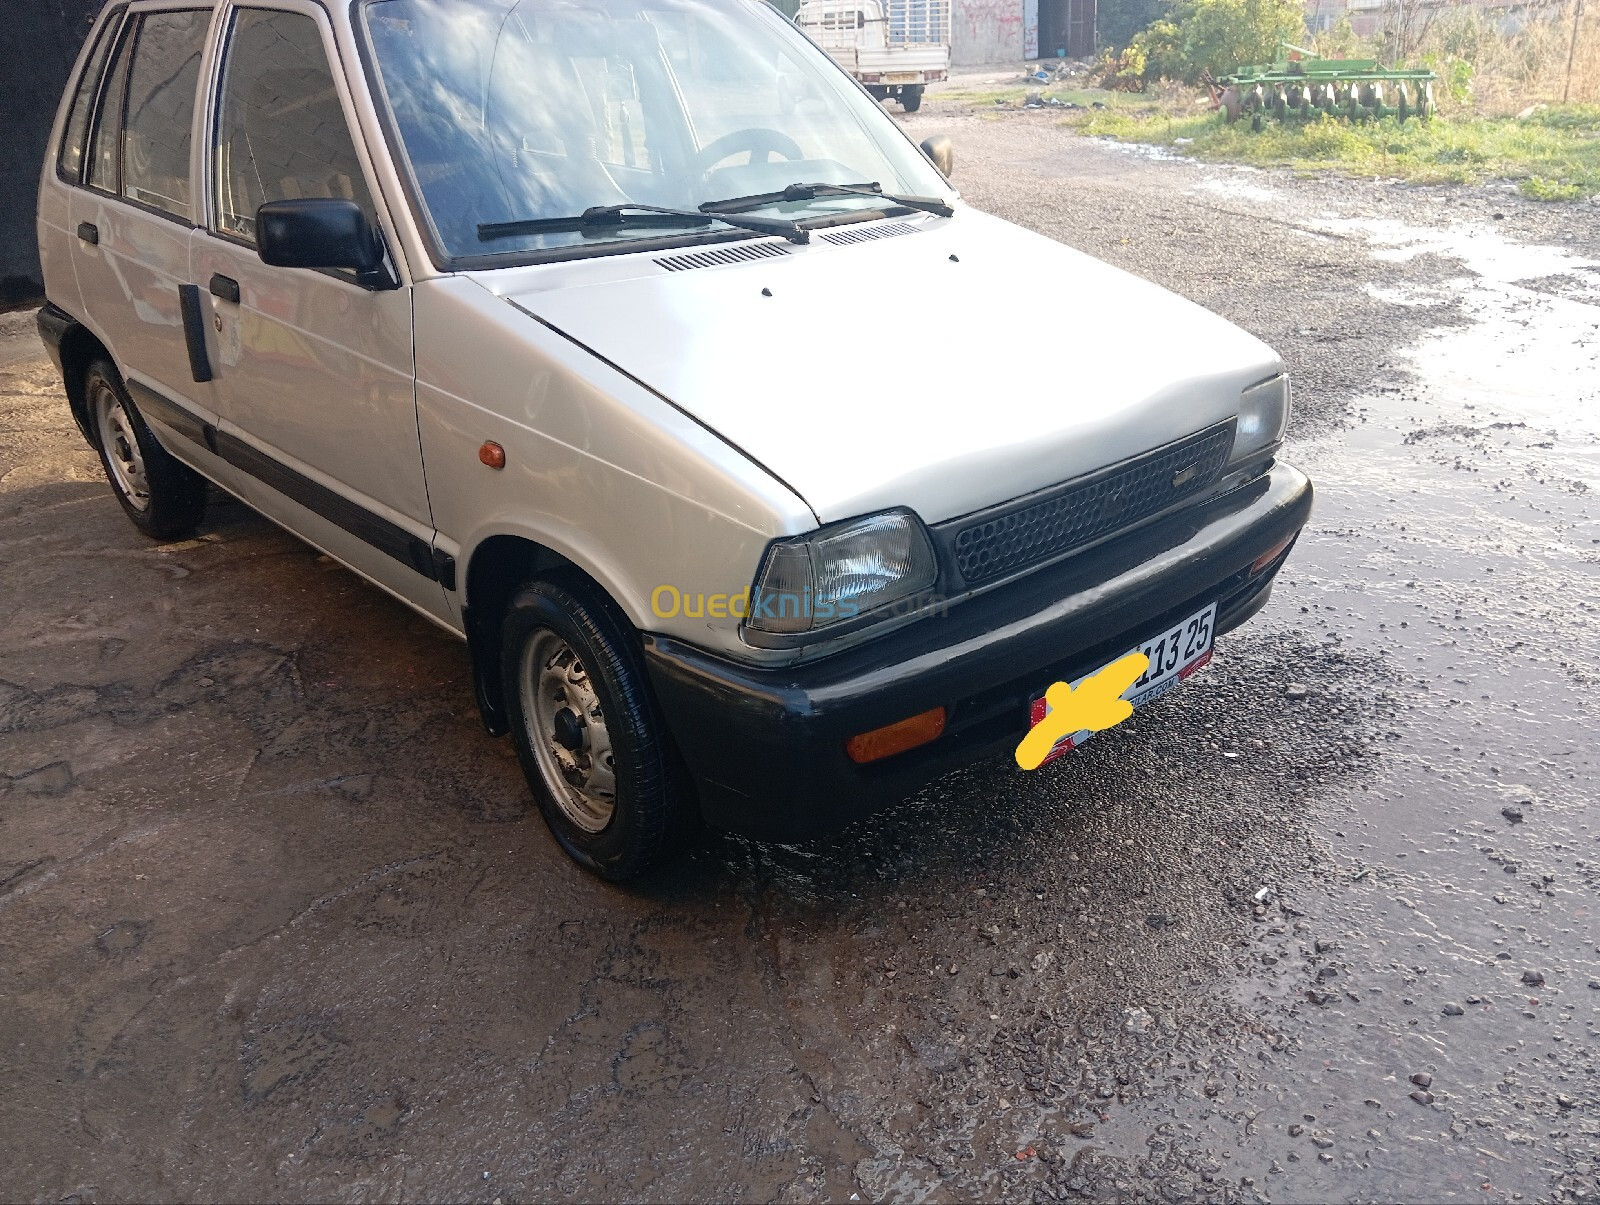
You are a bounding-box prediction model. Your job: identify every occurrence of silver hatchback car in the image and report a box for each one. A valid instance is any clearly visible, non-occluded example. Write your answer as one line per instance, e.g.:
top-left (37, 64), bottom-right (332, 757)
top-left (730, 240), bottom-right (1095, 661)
top-left (38, 0), bottom-right (1310, 878)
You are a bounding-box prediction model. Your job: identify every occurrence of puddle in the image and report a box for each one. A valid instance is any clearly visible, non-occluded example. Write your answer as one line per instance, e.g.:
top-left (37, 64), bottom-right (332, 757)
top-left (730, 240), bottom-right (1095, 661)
top-left (1304, 216), bottom-right (1600, 287)
top-left (1093, 138), bottom-right (1189, 163)
top-left (1075, 207), bottom-right (1600, 1205)
top-left (1191, 175), bottom-right (1284, 205)
top-left (1303, 217), bottom-right (1600, 439)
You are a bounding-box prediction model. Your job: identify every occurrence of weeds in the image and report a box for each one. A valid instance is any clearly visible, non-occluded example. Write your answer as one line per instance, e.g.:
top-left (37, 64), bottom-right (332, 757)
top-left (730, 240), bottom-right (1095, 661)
top-left (1062, 103), bottom-right (1600, 199)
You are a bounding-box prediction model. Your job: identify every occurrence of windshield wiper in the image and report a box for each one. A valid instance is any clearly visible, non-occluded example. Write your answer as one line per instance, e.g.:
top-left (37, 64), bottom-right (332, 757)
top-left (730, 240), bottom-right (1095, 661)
top-left (701, 182), bottom-right (955, 219)
top-left (478, 203), bottom-right (809, 245)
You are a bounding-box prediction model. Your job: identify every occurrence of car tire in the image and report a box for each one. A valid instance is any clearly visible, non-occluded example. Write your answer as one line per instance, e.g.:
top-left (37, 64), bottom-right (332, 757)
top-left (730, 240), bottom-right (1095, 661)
top-left (501, 577), bottom-right (697, 880)
top-left (86, 358), bottom-right (207, 540)
top-left (900, 85), bottom-right (924, 112)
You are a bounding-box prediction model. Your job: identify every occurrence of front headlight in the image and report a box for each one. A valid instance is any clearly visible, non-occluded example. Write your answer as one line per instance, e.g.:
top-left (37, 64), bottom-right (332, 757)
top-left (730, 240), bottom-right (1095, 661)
top-left (745, 509), bottom-right (938, 637)
top-left (1233, 374), bottom-right (1290, 462)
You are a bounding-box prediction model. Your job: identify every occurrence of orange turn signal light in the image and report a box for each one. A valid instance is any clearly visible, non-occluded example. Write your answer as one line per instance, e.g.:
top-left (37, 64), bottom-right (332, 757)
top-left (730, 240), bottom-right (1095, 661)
top-left (479, 441), bottom-right (506, 470)
top-left (1251, 533), bottom-right (1296, 575)
top-left (846, 706), bottom-right (947, 764)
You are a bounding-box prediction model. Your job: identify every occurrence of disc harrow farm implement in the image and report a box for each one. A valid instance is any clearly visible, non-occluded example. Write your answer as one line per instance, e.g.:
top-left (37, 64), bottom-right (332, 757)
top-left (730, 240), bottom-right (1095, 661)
top-left (1211, 45), bottom-right (1437, 129)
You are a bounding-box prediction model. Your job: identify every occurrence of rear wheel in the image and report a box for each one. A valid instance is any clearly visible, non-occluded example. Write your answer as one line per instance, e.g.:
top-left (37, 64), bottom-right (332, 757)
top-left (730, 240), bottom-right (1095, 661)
top-left (900, 84), bottom-right (924, 112)
top-left (86, 358), bottom-right (207, 540)
top-left (501, 578), bottom-right (696, 880)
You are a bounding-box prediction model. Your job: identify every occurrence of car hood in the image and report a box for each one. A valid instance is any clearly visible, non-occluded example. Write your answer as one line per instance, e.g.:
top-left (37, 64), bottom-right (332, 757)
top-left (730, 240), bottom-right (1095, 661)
top-left (479, 208), bottom-right (1282, 526)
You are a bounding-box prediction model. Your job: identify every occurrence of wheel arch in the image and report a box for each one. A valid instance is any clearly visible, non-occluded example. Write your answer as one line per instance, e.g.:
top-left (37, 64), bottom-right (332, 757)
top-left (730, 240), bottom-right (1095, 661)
top-left (461, 532), bottom-right (640, 738)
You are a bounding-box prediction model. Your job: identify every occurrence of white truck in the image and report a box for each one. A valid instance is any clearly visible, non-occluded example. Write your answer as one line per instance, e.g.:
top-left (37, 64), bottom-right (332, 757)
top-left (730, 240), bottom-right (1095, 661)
top-left (795, 0), bottom-right (950, 111)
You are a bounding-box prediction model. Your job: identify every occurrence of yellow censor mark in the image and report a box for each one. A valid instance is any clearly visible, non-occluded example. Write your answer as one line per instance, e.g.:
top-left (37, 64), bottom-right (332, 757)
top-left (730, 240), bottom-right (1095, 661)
top-left (1014, 652), bottom-right (1152, 771)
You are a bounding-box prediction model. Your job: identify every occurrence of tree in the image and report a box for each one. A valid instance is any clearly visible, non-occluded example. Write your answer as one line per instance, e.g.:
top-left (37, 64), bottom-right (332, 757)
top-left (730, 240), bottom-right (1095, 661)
top-left (1127, 0), bottom-right (1307, 83)
top-left (1098, 0), bottom-right (1177, 52)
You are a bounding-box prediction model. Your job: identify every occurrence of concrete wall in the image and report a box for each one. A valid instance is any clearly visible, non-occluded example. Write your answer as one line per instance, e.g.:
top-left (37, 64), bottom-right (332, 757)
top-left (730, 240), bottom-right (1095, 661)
top-left (1, 0), bottom-right (106, 307)
top-left (952, 0), bottom-right (1026, 64)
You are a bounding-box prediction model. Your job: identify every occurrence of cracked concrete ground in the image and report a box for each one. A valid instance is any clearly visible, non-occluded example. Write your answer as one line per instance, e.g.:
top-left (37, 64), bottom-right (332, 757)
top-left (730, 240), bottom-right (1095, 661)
top-left (2, 102), bottom-right (1598, 1202)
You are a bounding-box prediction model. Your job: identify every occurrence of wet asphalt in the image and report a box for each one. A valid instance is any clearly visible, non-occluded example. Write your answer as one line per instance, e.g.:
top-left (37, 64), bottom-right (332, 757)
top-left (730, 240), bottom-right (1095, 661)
top-left (1, 100), bottom-right (1597, 1203)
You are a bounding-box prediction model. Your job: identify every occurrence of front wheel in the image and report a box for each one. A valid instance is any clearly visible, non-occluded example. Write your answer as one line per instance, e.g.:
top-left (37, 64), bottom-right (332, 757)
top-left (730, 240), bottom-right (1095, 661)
top-left (501, 578), bottom-right (696, 880)
top-left (86, 358), bottom-right (207, 540)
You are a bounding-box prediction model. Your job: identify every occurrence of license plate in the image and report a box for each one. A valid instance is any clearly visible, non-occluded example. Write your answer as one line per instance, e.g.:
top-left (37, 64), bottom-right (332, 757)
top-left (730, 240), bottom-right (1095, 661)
top-left (884, 72), bottom-right (919, 82)
top-left (1026, 601), bottom-right (1217, 767)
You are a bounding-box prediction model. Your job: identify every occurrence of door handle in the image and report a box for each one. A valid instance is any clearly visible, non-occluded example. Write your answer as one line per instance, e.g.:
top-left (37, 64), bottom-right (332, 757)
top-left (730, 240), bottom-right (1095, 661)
top-left (77, 222), bottom-right (99, 246)
top-left (208, 273), bottom-right (240, 304)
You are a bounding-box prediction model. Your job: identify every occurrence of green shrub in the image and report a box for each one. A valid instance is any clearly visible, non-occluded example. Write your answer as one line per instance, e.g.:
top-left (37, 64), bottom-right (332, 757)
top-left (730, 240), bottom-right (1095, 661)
top-left (1519, 175), bottom-right (1584, 199)
top-left (1125, 0), bottom-right (1306, 85)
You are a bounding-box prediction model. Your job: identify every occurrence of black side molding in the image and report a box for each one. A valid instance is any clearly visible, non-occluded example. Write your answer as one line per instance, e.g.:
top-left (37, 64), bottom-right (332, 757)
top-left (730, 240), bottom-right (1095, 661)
top-left (177, 284), bottom-right (213, 383)
top-left (431, 548), bottom-right (457, 591)
top-left (127, 379), bottom-right (212, 450)
top-left (124, 378), bottom-right (452, 587)
top-left (218, 433), bottom-right (436, 578)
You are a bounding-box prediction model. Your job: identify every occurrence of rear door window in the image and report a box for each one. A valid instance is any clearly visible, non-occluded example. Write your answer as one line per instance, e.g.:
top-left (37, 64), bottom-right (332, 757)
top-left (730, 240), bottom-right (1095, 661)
top-left (120, 9), bottom-right (210, 220)
top-left (86, 21), bottom-right (135, 192)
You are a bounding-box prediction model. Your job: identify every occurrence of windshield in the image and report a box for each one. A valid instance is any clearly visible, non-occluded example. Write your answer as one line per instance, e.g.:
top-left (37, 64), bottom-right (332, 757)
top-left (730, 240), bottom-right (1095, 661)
top-left (361, 0), bottom-right (951, 264)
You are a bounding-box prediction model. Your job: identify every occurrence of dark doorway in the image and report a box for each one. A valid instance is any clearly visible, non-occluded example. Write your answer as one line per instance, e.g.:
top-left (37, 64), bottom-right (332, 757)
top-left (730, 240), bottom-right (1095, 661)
top-left (1037, 0), bottom-right (1097, 58)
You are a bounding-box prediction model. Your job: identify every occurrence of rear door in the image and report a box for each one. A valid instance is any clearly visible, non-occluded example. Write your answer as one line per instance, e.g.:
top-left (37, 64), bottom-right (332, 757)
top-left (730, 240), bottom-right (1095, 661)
top-left (190, 1), bottom-right (448, 622)
top-left (69, 5), bottom-right (221, 439)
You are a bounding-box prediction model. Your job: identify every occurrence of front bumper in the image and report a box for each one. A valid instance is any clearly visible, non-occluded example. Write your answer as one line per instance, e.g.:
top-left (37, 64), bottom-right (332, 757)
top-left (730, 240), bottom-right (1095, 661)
top-left (644, 463), bottom-right (1313, 841)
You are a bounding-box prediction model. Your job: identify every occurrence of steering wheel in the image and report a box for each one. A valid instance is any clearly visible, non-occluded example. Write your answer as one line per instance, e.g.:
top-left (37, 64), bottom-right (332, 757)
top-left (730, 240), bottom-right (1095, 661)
top-left (693, 128), bottom-right (805, 181)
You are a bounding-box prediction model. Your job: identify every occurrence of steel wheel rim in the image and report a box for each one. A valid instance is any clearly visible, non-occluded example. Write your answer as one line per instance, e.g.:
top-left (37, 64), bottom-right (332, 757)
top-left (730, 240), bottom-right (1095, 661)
top-left (520, 629), bottom-right (617, 833)
top-left (92, 380), bottom-right (150, 513)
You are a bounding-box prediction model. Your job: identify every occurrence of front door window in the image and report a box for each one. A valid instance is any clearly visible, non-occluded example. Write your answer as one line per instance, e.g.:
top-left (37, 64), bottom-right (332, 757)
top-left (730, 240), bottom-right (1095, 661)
top-left (212, 8), bottom-right (377, 247)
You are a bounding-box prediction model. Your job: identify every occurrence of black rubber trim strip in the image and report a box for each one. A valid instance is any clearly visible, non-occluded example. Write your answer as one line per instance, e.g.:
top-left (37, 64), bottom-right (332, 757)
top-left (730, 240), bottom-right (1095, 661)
top-left (431, 548), bottom-right (457, 591)
top-left (214, 432), bottom-right (437, 578)
top-left (177, 284), bottom-right (213, 382)
top-left (127, 378), bottom-right (211, 449)
top-left (122, 378), bottom-right (439, 582)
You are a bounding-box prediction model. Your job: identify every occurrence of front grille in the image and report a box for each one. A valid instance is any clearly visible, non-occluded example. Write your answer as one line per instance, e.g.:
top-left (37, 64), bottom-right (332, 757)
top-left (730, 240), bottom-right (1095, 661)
top-left (949, 422), bottom-right (1235, 585)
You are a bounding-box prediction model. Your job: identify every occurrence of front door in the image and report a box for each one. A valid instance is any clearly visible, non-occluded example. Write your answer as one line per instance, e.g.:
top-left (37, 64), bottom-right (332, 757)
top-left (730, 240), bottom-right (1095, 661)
top-left (190, 0), bottom-right (448, 622)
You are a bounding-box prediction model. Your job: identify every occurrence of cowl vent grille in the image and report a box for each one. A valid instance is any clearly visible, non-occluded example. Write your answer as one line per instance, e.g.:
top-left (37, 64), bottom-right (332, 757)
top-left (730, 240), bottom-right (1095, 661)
top-left (654, 242), bottom-right (790, 271)
top-left (819, 221), bottom-right (920, 245)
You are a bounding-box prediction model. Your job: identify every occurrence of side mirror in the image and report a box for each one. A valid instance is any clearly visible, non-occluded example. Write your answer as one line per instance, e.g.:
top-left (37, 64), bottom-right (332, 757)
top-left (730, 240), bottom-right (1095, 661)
top-left (257, 198), bottom-right (385, 275)
top-left (920, 134), bottom-right (954, 179)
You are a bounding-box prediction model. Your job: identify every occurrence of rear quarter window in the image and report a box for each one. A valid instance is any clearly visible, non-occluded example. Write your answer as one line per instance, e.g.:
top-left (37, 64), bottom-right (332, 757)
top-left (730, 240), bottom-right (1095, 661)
top-left (57, 11), bottom-right (123, 183)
